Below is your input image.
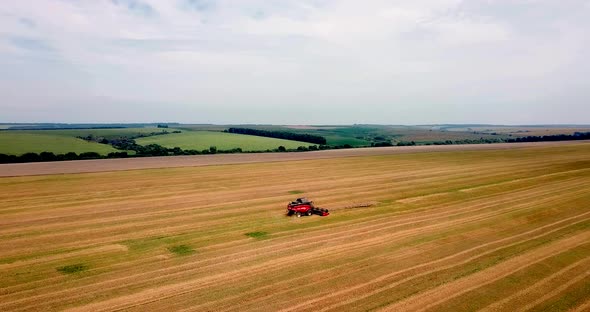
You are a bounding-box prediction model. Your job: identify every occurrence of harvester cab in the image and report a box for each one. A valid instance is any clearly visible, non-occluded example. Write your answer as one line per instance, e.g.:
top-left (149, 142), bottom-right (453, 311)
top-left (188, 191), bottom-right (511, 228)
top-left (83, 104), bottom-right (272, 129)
top-left (287, 197), bottom-right (329, 217)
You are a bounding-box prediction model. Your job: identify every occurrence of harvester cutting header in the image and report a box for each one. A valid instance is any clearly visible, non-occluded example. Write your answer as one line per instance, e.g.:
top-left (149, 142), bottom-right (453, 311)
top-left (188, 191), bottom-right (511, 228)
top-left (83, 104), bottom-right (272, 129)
top-left (287, 197), bottom-right (329, 217)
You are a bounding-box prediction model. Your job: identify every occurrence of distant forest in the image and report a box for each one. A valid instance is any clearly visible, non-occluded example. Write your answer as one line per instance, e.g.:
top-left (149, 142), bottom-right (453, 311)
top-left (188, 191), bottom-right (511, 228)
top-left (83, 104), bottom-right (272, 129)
top-left (504, 132), bottom-right (590, 143)
top-left (227, 127), bottom-right (327, 145)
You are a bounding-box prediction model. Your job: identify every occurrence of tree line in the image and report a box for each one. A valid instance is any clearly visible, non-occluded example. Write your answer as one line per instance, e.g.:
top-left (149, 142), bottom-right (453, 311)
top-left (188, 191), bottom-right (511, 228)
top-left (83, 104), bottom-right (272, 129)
top-left (0, 151), bottom-right (127, 163)
top-left (0, 144), bottom-right (320, 164)
top-left (504, 132), bottom-right (590, 143)
top-left (226, 128), bottom-right (327, 145)
top-left (77, 130), bottom-right (180, 145)
top-left (370, 132), bottom-right (590, 147)
top-left (1, 132), bottom-right (588, 164)
top-left (0, 145), bottom-right (230, 164)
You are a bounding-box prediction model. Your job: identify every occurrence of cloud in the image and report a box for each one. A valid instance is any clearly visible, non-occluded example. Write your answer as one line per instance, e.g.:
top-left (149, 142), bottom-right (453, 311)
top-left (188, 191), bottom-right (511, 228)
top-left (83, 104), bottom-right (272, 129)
top-left (0, 0), bottom-right (588, 124)
top-left (183, 0), bottom-right (216, 12)
top-left (10, 37), bottom-right (51, 51)
top-left (111, 0), bottom-right (156, 17)
top-left (18, 17), bottom-right (35, 28)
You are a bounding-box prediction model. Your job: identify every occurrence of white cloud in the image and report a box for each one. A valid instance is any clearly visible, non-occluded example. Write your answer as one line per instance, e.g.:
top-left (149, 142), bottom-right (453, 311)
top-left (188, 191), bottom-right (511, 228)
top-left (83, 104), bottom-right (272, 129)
top-left (0, 0), bottom-right (588, 124)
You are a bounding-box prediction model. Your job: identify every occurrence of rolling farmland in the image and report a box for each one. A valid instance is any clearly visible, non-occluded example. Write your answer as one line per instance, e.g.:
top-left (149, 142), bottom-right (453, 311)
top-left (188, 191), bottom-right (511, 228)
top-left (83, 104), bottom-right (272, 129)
top-left (0, 127), bottom-right (313, 157)
top-left (0, 128), bottom-right (167, 156)
top-left (0, 132), bottom-right (120, 155)
top-left (135, 130), bottom-right (312, 151)
top-left (1, 142), bottom-right (589, 311)
top-left (12, 127), bottom-right (168, 139)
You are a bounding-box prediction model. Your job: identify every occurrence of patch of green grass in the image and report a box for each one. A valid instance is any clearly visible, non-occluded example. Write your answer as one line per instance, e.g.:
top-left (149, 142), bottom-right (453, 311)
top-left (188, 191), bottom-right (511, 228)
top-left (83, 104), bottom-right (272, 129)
top-left (0, 132), bottom-right (121, 155)
top-left (56, 263), bottom-right (88, 274)
top-left (288, 190), bottom-right (305, 195)
top-left (245, 232), bottom-right (269, 239)
top-left (136, 131), bottom-right (312, 152)
top-left (167, 245), bottom-right (195, 256)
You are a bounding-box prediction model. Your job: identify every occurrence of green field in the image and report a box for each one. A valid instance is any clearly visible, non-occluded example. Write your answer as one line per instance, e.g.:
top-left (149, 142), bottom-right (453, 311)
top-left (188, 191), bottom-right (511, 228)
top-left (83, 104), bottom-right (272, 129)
top-left (3, 125), bottom-right (589, 157)
top-left (16, 127), bottom-right (169, 140)
top-left (209, 125), bottom-right (376, 147)
top-left (225, 124), bottom-right (494, 147)
top-left (135, 131), bottom-right (313, 151)
top-left (289, 125), bottom-right (503, 146)
top-left (245, 124), bottom-right (590, 146)
top-left (0, 132), bottom-right (120, 155)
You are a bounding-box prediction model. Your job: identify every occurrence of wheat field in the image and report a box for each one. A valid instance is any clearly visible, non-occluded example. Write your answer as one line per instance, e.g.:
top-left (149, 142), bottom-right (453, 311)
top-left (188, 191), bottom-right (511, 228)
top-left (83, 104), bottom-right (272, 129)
top-left (1, 142), bottom-right (589, 311)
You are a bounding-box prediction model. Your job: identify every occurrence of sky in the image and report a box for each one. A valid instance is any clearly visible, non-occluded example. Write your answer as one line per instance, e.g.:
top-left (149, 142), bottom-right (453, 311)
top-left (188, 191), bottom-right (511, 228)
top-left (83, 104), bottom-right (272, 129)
top-left (0, 0), bottom-right (589, 125)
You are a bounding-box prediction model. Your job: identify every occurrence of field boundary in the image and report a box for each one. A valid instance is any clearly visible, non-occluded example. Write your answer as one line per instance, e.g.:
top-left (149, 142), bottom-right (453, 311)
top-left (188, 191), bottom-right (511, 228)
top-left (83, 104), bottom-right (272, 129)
top-left (1, 141), bottom-right (588, 177)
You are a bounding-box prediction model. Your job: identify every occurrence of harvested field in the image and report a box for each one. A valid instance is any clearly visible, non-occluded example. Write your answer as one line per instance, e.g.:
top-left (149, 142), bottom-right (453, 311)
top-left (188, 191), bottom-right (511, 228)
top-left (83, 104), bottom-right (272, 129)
top-left (443, 126), bottom-right (590, 137)
top-left (0, 142), bottom-right (589, 311)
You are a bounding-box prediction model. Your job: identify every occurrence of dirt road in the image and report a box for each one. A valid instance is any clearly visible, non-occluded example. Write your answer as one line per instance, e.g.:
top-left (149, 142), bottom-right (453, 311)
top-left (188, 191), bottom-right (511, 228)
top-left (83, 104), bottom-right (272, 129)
top-left (1, 141), bottom-right (588, 177)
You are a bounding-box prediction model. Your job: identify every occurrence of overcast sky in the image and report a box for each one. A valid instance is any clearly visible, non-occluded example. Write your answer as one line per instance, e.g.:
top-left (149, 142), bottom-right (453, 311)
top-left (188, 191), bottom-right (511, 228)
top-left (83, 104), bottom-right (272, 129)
top-left (1, 0), bottom-right (589, 124)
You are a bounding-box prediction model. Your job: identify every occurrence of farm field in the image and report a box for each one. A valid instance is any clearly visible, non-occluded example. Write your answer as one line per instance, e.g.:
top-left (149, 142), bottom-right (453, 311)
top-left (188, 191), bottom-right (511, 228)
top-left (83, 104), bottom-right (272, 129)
top-left (184, 124), bottom-right (377, 146)
top-left (0, 127), bottom-right (170, 156)
top-left (257, 125), bottom-right (590, 146)
top-left (1, 142), bottom-right (590, 311)
top-left (1, 141), bottom-right (585, 177)
top-left (0, 127), bottom-right (169, 139)
top-left (379, 127), bottom-right (505, 143)
top-left (0, 127), bottom-right (313, 156)
top-left (28, 127), bottom-right (170, 139)
top-left (219, 125), bottom-right (512, 146)
top-left (0, 132), bottom-right (120, 155)
top-left (135, 130), bottom-right (312, 151)
top-left (439, 125), bottom-right (590, 137)
top-left (3, 125), bottom-right (589, 157)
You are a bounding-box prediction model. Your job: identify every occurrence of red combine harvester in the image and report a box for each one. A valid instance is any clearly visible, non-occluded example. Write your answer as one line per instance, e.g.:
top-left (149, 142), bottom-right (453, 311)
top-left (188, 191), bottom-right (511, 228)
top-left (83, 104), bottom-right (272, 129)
top-left (287, 198), bottom-right (329, 217)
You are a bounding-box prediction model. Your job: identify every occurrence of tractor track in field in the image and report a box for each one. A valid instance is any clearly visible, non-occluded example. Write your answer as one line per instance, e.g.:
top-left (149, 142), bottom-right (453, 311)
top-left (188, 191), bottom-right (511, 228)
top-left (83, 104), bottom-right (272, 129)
top-left (571, 299), bottom-right (590, 312)
top-left (1, 158), bottom-right (574, 239)
top-left (2, 161), bottom-right (568, 263)
top-left (61, 207), bottom-right (576, 312)
top-left (2, 174), bottom-right (578, 298)
top-left (1, 190), bottom-right (543, 310)
top-left (0, 171), bottom-right (567, 301)
top-left (0, 163), bottom-right (497, 229)
top-left (378, 231), bottom-right (590, 312)
top-left (481, 257), bottom-right (590, 312)
top-left (186, 209), bottom-right (590, 312)
top-left (1, 141), bottom-right (587, 177)
top-left (0, 183), bottom-right (564, 310)
top-left (515, 270), bottom-right (590, 312)
top-left (273, 205), bottom-right (590, 312)
top-left (1, 173), bottom-right (584, 307)
top-left (19, 181), bottom-right (586, 312)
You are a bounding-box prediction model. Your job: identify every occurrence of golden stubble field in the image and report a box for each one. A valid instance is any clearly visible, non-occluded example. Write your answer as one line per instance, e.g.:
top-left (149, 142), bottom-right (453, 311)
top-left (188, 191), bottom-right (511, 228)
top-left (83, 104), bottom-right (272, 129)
top-left (1, 142), bottom-right (590, 311)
